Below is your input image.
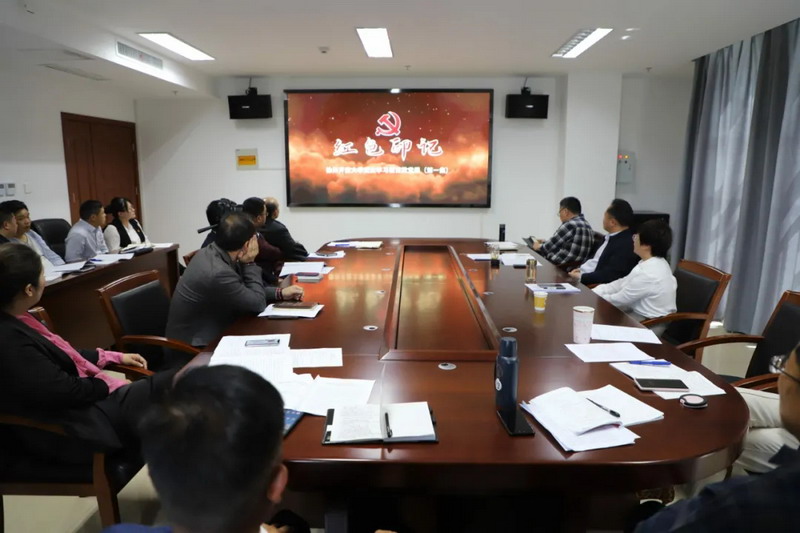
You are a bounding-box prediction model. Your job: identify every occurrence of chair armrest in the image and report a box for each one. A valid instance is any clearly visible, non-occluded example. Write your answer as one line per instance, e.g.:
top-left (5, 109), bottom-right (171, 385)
top-left (119, 335), bottom-right (202, 357)
top-left (677, 334), bottom-right (766, 354)
top-left (641, 312), bottom-right (709, 327)
top-left (732, 373), bottom-right (779, 392)
top-left (0, 413), bottom-right (67, 436)
top-left (105, 363), bottom-right (155, 381)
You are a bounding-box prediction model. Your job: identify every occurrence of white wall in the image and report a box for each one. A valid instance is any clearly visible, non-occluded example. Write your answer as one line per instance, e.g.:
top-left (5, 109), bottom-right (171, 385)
top-left (616, 75), bottom-right (693, 237)
top-left (0, 67), bottom-right (135, 220)
top-left (136, 76), bottom-right (566, 253)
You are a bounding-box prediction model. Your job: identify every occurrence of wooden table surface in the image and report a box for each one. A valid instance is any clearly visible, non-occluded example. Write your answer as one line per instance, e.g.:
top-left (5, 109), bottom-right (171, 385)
top-left (219, 238), bottom-right (748, 494)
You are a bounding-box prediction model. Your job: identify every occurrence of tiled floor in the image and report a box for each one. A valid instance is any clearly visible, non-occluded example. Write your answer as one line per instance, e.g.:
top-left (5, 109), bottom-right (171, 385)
top-left (3, 325), bottom-right (757, 532)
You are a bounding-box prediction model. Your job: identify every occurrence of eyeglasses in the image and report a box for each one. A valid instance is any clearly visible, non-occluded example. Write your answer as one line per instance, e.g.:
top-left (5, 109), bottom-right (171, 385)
top-left (770, 355), bottom-right (800, 386)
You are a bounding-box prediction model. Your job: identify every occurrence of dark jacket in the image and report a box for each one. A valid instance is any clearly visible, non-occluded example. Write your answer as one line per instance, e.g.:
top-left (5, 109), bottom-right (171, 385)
top-left (109, 218), bottom-right (146, 248)
top-left (0, 312), bottom-right (124, 450)
top-left (580, 228), bottom-right (639, 285)
top-left (166, 242), bottom-right (276, 347)
top-left (259, 218), bottom-right (308, 262)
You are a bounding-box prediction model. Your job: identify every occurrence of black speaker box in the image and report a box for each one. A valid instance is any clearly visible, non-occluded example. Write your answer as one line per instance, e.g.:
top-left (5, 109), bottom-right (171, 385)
top-left (505, 94), bottom-right (549, 119)
top-left (228, 94), bottom-right (272, 119)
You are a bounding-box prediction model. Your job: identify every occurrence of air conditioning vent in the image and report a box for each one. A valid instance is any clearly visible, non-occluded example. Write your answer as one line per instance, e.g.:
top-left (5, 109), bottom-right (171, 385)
top-left (39, 64), bottom-right (109, 81)
top-left (116, 41), bottom-right (163, 69)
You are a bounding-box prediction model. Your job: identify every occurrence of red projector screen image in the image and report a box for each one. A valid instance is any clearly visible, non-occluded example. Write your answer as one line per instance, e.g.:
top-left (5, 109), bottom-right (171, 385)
top-left (284, 89), bottom-right (493, 207)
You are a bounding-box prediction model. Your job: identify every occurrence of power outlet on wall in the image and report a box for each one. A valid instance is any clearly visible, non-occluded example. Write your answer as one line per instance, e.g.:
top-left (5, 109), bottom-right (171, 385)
top-left (5, 183), bottom-right (16, 197)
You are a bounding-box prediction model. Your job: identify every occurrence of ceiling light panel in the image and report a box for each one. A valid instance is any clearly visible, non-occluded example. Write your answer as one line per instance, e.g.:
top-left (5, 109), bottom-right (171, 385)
top-left (137, 33), bottom-right (214, 61)
top-left (356, 28), bottom-right (393, 58)
top-left (552, 28), bottom-right (613, 59)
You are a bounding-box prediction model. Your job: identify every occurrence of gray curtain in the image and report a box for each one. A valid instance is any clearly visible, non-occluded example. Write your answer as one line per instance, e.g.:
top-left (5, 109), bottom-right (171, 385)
top-left (678, 18), bottom-right (800, 334)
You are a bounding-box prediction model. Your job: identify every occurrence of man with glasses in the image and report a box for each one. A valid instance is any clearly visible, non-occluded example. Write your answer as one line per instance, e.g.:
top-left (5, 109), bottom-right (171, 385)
top-left (635, 343), bottom-right (800, 531)
top-left (531, 196), bottom-right (594, 266)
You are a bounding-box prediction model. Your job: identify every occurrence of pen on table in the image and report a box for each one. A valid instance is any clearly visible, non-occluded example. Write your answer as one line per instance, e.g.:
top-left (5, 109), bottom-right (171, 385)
top-left (385, 412), bottom-right (393, 438)
top-left (587, 398), bottom-right (621, 418)
top-left (629, 360), bottom-right (671, 366)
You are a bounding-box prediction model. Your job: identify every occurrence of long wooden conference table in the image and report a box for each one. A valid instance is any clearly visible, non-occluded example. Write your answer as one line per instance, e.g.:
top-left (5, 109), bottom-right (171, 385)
top-left (216, 238), bottom-right (747, 525)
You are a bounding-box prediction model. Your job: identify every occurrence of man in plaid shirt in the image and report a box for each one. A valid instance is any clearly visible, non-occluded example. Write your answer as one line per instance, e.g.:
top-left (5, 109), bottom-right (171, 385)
top-left (533, 197), bottom-right (594, 266)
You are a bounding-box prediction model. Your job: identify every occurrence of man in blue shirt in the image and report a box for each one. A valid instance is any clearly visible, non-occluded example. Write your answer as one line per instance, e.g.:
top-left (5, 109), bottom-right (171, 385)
top-left (65, 199), bottom-right (109, 262)
top-left (636, 342), bottom-right (800, 532)
top-left (2, 200), bottom-right (65, 265)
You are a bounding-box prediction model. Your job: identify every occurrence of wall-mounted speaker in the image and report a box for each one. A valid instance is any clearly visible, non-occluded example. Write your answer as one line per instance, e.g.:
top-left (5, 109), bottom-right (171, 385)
top-left (505, 93), bottom-right (549, 119)
top-left (228, 89), bottom-right (272, 119)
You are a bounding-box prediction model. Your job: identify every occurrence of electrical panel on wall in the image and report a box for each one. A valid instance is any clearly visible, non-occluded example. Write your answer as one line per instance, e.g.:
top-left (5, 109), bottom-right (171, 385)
top-left (616, 152), bottom-right (635, 184)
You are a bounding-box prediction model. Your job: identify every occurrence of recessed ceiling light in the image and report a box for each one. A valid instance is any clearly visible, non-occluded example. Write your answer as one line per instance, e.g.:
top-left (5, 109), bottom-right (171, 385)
top-left (137, 33), bottom-right (214, 61)
top-left (625, 27), bottom-right (640, 32)
top-left (552, 28), bottom-right (613, 59)
top-left (356, 28), bottom-right (393, 58)
top-left (621, 35), bottom-right (632, 40)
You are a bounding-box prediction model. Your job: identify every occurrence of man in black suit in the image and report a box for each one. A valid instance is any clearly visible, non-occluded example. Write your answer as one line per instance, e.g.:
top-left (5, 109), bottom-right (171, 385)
top-left (568, 199), bottom-right (639, 285)
top-left (0, 203), bottom-right (18, 243)
top-left (260, 197), bottom-right (308, 262)
top-left (0, 243), bottom-right (175, 462)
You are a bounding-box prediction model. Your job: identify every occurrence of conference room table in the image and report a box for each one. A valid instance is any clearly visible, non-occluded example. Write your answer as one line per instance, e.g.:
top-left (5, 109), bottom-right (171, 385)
top-left (214, 238), bottom-right (748, 528)
top-left (40, 245), bottom-right (180, 348)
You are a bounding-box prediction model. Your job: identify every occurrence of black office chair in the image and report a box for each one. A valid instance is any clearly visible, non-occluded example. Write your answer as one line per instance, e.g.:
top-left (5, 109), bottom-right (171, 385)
top-left (678, 290), bottom-right (800, 381)
top-left (31, 218), bottom-right (71, 261)
top-left (642, 260), bottom-right (731, 361)
top-left (97, 270), bottom-right (200, 371)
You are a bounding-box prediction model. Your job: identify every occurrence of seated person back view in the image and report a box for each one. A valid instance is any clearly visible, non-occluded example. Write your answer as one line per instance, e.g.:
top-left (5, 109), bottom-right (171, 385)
top-left (634, 342), bottom-right (800, 532)
top-left (0, 203), bottom-right (18, 244)
top-left (0, 243), bottom-right (174, 459)
top-left (65, 199), bottom-right (109, 262)
top-left (200, 198), bottom-right (239, 249)
top-left (569, 198), bottom-right (639, 285)
top-left (532, 196), bottom-right (594, 266)
top-left (104, 197), bottom-right (149, 252)
top-left (3, 199), bottom-right (65, 266)
top-left (166, 212), bottom-right (303, 348)
top-left (241, 197), bottom-right (283, 285)
top-left (593, 219), bottom-right (677, 325)
top-left (261, 197), bottom-right (308, 262)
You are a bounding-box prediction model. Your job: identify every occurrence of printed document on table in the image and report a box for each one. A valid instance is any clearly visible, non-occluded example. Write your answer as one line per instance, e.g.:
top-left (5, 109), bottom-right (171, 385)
top-left (485, 241), bottom-right (519, 250)
top-left (566, 342), bottom-right (654, 363)
top-left (290, 348), bottom-right (343, 368)
top-left (273, 373), bottom-right (314, 411)
top-left (308, 251), bottom-right (346, 259)
top-left (329, 404), bottom-right (383, 442)
top-left (91, 253), bottom-right (134, 264)
top-left (527, 387), bottom-right (621, 434)
top-left (52, 262), bottom-right (86, 273)
top-left (500, 253), bottom-right (537, 267)
top-left (591, 324), bottom-right (661, 344)
top-left (212, 334), bottom-right (291, 359)
top-left (611, 361), bottom-right (688, 380)
top-left (610, 364), bottom-right (727, 400)
top-left (329, 241), bottom-right (383, 249)
top-left (467, 253), bottom-right (492, 261)
top-left (526, 283), bottom-right (581, 294)
top-left (653, 371), bottom-right (726, 400)
top-left (580, 385), bottom-right (664, 427)
top-left (260, 304), bottom-right (324, 318)
top-left (208, 352), bottom-right (294, 384)
top-left (322, 266), bottom-right (335, 274)
top-left (280, 261), bottom-right (325, 276)
top-left (298, 377), bottom-right (375, 416)
top-left (150, 242), bottom-right (174, 249)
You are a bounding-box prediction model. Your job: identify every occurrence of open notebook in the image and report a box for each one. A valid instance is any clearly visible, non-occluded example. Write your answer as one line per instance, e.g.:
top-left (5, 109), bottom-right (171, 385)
top-left (322, 402), bottom-right (438, 444)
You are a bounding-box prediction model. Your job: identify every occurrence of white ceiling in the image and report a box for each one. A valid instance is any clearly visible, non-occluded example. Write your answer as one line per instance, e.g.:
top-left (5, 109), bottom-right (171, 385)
top-left (2, 0), bottom-right (799, 95)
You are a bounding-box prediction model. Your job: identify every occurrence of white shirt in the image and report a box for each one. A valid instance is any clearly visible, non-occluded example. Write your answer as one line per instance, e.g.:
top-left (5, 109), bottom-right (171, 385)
top-left (593, 256), bottom-right (677, 319)
top-left (579, 230), bottom-right (621, 274)
top-left (103, 222), bottom-right (144, 252)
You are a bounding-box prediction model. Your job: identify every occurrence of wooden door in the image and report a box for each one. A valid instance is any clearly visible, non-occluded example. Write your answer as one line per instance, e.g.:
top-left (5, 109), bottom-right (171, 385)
top-left (61, 113), bottom-right (142, 223)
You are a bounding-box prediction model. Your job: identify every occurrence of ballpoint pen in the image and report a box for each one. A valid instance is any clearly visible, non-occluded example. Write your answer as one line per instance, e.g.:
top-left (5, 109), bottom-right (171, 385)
top-left (587, 398), bottom-right (621, 418)
top-left (385, 412), bottom-right (393, 438)
top-left (629, 360), bottom-right (671, 366)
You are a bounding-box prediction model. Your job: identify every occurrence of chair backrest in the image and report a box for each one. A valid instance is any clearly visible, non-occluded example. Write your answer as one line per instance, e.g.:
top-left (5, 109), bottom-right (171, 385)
top-left (747, 291), bottom-right (800, 377)
top-left (97, 270), bottom-right (171, 366)
top-left (31, 218), bottom-right (71, 260)
top-left (662, 260), bottom-right (732, 345)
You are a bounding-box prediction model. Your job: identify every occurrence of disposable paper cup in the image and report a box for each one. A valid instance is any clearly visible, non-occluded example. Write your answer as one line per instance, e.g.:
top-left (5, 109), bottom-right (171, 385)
top-left (533, 291), bottom-right (548, 311)
top-left (573, 306), bottom-right (595, 343)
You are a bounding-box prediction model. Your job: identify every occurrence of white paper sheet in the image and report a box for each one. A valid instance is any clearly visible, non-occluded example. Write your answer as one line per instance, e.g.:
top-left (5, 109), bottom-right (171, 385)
top-left (653, 371), bottom-right (726, 400)
top-left (566, 342), bottom-right (654, 363)
top-left (279, 261), bottom-right (325, 276)
top-left (273, 373), bottom-right (314, 411)
top-left (208, 352), bottom-right (294, 383)
top-left (467, 253), bottom-right (492, 261)
top-left (150, 242), bottom-right (174, 249)
top-left (329, 404), bottom-right (383, 442)
top-left (329, 241), bottom-right (382, 249)
top-left (290, 348), bottom-right (343, 368)
top-left (499, 253), bottom-right (538, 267)
top-left (259, 304), bottom-right (324, 318)
top-left (610, 361), bottom-right (688, 380)
top-left (298, 377), bottom-right (376, 416)
top-left (526, 283), bottom-right (581, 294)
top-left (384, 401), bottom-right (435, 439)
top-left (322, 266), bottom-right (335, 274)
top-left (52, 262), bottom-right (86, 273)
top-left (610, 363), bottom-right (727, 400)
top-left (90, 253), bottom-right (134, 264)
top-left (485, 241), bottom-right (519, 250)
top-left (591, 324), bottom-right (661, 344)
top-left (527, 387), bottom-right (621, 434)
top-left (212, 334), bottom-right (291, 358)
top-left (308, 251), bottom-right (346, 259)
top-left (580, 385), bottom-right (664, 427)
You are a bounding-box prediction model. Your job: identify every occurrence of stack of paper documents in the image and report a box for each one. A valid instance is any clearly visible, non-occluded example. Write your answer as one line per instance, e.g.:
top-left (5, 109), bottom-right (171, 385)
top-left (581, 385), bottom-right (664, 426)
top-left (260, 303), bottom-right (324, 318)
top-left (611, 361), bottom-right (726, 399)
top-left (295, 376), bottom-right (375, 416)
top-left (485, 241), bottom-right (519, 250)
top-left (499, 253), bottom-right (537, 267)
top-left (90, 253), bottom-right (134, 264)
top-left (290, 348), bottom-right (343, 368)
top-left (308, 250), bottom-right (346, 259)
top-left (328, 241), bottom-right (383, 249)
top-left (52, 262), bottom-right (86, 273)
top-left (566, 343), bottom-right (654, 363)
top-left (150, 242), bottom-right (174, 249)
top-left (526, 283), bottom-right (581, 293)
top-left (280, 262), bottom-right (326, 277)
top-left (521, 387), bottom-right (639, 452)
top-left (591, 324), bottom-right (661, 344)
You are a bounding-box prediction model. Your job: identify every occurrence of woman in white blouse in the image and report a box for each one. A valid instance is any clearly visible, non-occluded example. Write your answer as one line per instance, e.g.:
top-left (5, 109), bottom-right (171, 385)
top-left (103, 197), bottom-right (148, 252)
top-left (593, 219), bottom-right (677, 324)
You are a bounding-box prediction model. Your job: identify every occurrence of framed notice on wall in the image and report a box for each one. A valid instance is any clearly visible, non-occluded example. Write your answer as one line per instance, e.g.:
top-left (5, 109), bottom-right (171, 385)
top-left (236, 148), bottom-right (259, 170)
